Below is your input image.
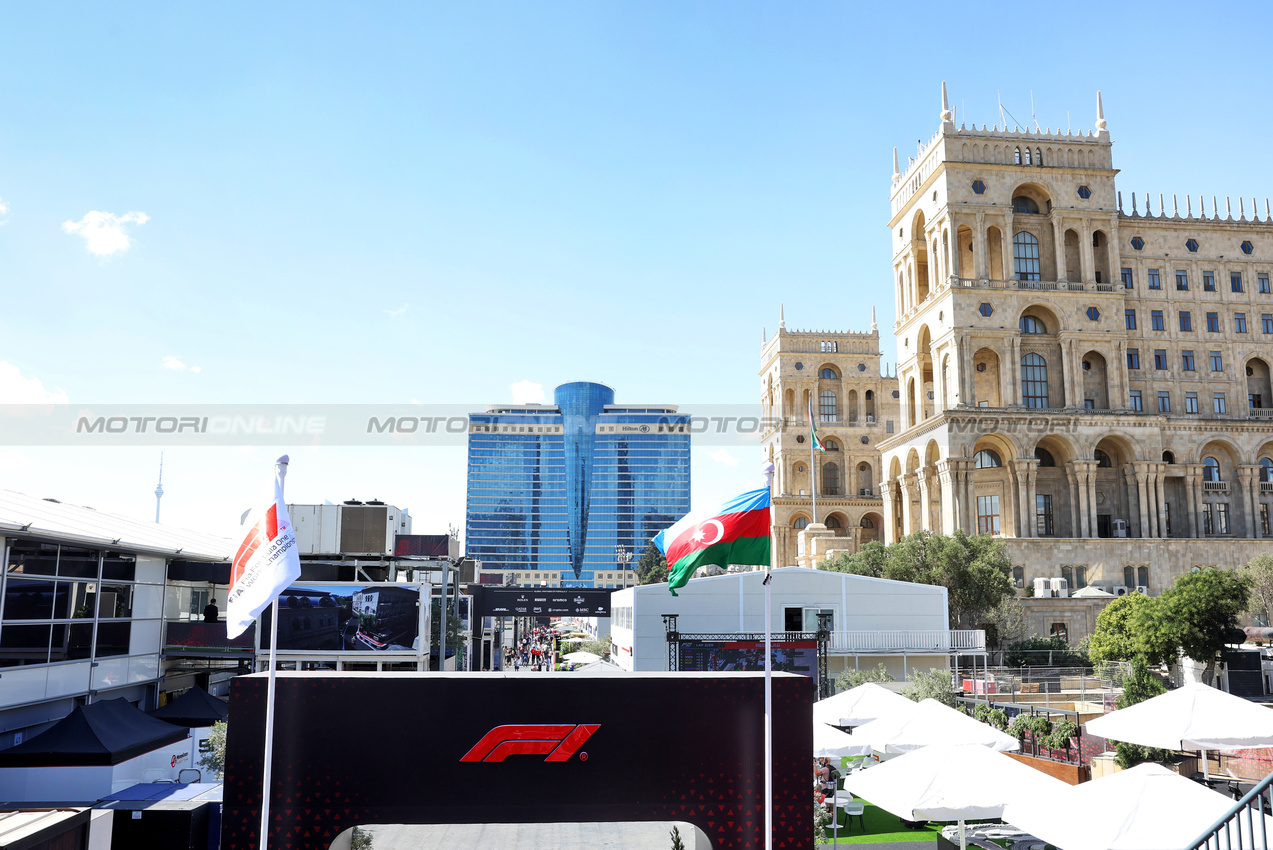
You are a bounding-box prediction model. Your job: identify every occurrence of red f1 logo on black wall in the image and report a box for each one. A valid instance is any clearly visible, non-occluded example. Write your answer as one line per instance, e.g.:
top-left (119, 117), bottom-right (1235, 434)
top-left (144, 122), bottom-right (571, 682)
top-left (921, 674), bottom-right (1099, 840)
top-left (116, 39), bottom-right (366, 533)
top-left (460, 724), bottom-right (600, 763)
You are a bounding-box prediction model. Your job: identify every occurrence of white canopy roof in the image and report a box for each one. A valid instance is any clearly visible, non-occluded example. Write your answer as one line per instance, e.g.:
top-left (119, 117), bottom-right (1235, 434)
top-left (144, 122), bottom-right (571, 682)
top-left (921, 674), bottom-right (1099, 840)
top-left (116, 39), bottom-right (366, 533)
top-left (843, 743), bottom-right (1066, 822)
top-left (812, 682), bottom-right (918, 728)
top-left (562, 651), bottom-right (602, 664)
top-left (1004, 762), bottom-right (1271, 850)
top-left (813, 723), bottom-right (873, 758)
top-left (850, 699), bottom-right (1020, 754)
top-left (1086, 682), bottom-right (1273, 751)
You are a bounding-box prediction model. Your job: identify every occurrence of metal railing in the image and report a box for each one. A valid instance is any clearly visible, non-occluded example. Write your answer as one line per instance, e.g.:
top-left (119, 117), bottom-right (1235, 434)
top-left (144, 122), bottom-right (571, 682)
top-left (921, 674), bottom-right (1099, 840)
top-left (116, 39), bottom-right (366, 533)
top-left (826, 629), bottom-right (986, 653)
top-left (1189, 769), bottom-right (1273, 849)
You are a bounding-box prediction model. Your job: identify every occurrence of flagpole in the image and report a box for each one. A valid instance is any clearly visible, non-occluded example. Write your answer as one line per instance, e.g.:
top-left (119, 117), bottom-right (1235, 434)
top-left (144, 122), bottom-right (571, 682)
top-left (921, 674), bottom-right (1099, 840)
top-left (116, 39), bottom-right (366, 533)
top-left (260, 597), bottom-right (280, 850)
top-left (761, 462), bottom-right (775, 850)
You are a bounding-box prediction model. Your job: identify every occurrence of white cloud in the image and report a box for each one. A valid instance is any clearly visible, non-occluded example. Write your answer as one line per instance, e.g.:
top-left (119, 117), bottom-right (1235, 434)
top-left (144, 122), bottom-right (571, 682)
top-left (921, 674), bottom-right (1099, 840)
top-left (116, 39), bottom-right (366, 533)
top-left (707, 449), bottom-right (740, 468)
top-left (0, 198), bottom-right (8, 224)
top-left (162, 356), bottom-right (201, 373)
top-left (0, 362), bottom-right (69, 404)
top-left (384, 303), bottom-right (409, 317)
top-left (0, 449), bottom-right (27, 469)
top-left (510, 380), bottom-right (546, 404)
top-left (62, 210), bottom-right (149, 256)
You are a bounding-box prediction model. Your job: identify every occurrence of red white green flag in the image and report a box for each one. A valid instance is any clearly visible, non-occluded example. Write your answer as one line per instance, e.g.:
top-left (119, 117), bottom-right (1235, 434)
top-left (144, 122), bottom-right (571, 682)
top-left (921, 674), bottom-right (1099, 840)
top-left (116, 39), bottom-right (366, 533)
top-left (807, 394), bottom-right (826, 454)
top-left (653, 487), bottom-right (771, 596)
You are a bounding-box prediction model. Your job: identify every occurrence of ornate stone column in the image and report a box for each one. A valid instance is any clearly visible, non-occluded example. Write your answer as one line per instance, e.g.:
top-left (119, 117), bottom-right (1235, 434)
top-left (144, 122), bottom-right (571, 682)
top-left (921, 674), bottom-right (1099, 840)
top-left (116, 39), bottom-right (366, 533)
top-left (1025, 459), bottom-right (1039, 537)
top-left (1068, 461), bottom-right (1090, 538)
top-left (1001, 211), bottom-right (1015, 281)
top-left (937, 459), bottom-right (959, 535)
top-left (949, 217), bottom-right (962, 280)
top-left (975, 212), bottom-right (989, 280)
top-left (1154, 464), bottom-right (1168, 538)
top-left (1067, 464), bottom-right (1082, 537)
top-left (1011, 458), bottom-right (1035, 538)
top-left (917, 468), bottom-right (933, 534)
top-left (899, 473), bottom-right (917, 537)
top-left (963, 459), bottom-right (977, 535)
top-left (1080, 218), bottom-right (1095, 284)
top-left (1239, 465), bottom-right (1259, 538)
top-left (1007, 337), bottom-right (1022, 406)
top-left (1134, 464), bottom-right (1151, 539)
top-left (1052, 215), bottom-right (1067, 282)
top-left (1183, 468), bottom-right (1201, 539)
top-left (881, 480), bottom-right (897, 545)
top-left (1087, 465), bottom-right (1100, 538)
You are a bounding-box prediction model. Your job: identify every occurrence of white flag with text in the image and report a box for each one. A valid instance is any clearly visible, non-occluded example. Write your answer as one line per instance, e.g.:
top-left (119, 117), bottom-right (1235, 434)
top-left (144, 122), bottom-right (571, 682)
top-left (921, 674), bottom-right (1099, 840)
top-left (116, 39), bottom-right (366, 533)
top-left (226, 455), bottom-right (302, 640)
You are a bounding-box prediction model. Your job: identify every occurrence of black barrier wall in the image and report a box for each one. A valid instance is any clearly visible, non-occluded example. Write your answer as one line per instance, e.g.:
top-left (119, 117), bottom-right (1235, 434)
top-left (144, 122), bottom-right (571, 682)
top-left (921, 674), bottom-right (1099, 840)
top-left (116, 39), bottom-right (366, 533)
top-left (222, 672), bottom-right (814, 849)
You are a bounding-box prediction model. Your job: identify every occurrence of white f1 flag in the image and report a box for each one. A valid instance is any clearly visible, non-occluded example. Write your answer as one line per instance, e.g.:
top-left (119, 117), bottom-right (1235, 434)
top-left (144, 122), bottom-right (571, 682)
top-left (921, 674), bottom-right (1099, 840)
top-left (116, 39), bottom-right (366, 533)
top-left (226, 455), bottom-right (302, 640)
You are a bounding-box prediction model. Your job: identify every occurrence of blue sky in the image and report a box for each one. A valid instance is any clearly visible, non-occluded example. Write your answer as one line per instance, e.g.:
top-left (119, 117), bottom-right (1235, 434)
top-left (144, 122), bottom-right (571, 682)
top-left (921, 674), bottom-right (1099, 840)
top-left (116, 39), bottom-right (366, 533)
top-left (2, 2), bottom-right (1272, 542)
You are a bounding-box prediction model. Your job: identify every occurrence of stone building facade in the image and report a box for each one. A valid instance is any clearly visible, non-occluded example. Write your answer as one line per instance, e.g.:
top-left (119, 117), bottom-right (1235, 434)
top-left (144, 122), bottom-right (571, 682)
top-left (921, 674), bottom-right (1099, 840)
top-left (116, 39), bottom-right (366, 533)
top-left (760, 310), bottom-right (900, 569)
top-left (874, 84), bottom-right (1273, 607)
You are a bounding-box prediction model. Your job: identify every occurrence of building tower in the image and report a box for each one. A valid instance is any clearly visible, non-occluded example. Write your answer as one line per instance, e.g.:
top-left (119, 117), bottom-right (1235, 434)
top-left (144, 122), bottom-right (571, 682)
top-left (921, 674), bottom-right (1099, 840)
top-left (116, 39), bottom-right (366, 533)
top-left (154, 452), bottom-right (164, 523)
top-left (761, 309), bottom-right (899, 568)
top-left (878, 84), bottom-right (1273, 602)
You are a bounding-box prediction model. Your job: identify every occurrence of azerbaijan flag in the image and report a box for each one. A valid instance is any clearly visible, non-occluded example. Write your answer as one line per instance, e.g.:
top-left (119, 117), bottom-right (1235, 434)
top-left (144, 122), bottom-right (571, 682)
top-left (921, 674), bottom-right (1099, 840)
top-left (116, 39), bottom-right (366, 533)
top-left (652, 487), bottom-right (771, 595)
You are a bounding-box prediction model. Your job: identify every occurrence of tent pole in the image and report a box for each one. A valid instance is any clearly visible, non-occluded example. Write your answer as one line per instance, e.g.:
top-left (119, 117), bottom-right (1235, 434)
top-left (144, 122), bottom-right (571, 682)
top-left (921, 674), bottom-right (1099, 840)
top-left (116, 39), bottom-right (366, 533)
top-left (764, 569), bottom-right (773, 850)
top-left (958, 818), bottom-right (967, 850)
top-left (1202, 747), bottom-right (1210, 781)
top-left (259, 598), bottom-right (280, 850)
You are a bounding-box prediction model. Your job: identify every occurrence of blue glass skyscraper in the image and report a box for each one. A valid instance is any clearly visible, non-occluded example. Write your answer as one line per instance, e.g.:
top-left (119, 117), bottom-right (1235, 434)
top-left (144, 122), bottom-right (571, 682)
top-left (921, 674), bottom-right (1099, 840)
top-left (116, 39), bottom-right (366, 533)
top-left (466, 382), bottom-right (690, 588)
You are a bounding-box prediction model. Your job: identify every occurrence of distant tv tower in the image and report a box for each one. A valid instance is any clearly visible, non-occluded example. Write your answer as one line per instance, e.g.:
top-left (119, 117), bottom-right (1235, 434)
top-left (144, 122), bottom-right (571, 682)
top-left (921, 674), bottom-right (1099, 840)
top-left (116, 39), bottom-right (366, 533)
top-left (154, 453), bottom-right (164, 523)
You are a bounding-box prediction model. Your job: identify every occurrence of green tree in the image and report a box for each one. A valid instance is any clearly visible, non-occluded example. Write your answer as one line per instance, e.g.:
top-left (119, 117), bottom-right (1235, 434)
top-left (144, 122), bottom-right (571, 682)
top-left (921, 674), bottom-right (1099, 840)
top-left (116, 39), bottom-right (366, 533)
top-left (834, 661), bottom-right (894, 693)
top-left (636, 543), bottom-right (668, 586)
top-left (198, 721), bottom-right (226, 778)
top-left (980, 597), bottom-right (1028, 650)
top-left (1111, 657), bottom-right (1173, 769)
top-left (1140, 568), bottom-right (1251, 683)
top-left (1002, 635), bottom-right (1087, 668)
top-left (351, 826), bottom-right (375, 850)
top-left (670, 825), bottom-right (686, 850)
top-left (1242, 553), bottom-right (1273, 624)
top-left (820, 531), bottom-right (1014, 629)
top-left (1087, 592), bottom-right (1165, 664)
top-left (901, 667), bottom-right (958, 707)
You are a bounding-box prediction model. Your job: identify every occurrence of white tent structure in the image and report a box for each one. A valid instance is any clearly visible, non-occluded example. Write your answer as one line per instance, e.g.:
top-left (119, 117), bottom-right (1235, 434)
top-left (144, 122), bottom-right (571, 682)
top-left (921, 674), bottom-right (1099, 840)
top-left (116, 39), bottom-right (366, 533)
top-left (562, 651), bottom-right (603, 665)
top-left (1004, 762), bottom-right (1273, 850)
top-left (1086, 681), bottom-right (1273, 779)
top-left (813, 723), bottom-right (873, 759)
top-left (850, 698), bottom-right (1020, 754)
top-left (812, 682), bottom-right (918, 729)
top-left (844, 743), bottom-right (1066, 849)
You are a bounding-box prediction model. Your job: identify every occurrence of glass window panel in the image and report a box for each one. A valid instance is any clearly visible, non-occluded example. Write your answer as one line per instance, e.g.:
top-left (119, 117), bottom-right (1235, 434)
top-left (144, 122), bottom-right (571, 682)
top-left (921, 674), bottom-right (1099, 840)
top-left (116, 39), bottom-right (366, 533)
top-left (57, 547), bottom-right (99, 579)
top-left (98, 584), bottom-right (133, 619)
top-left (0, 624), bottom-right (52, 665)
top-left (7, 542), bottom-right (58, 576)
top-left (94, 622), bottom-right (131, 658)
top-left (101, 552), bottom-right (136, 582)
top-left (3, 578), bottom-right (56, 620)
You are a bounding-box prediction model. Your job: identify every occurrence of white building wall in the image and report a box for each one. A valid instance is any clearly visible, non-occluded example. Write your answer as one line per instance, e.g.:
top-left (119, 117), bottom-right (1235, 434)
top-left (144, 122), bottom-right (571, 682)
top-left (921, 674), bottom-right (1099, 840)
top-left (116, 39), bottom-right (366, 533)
top-left (612, 568), bottom-right (949, 673)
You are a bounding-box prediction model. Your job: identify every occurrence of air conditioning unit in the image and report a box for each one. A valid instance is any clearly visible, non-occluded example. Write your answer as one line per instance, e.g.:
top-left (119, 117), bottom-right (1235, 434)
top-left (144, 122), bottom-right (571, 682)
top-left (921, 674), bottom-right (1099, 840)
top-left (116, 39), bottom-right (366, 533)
top-left (1050, 577), bottom-right (1070, 598)
top-left (1135, 585), bottom-right (1151, 596)
top-left (859, 488), bottom-right (874, 496)
top-left (1033, 577), bottom-right (1052, 597)
top-left (1111, 519), bottom-right (1128, 538)
top-left (866, 415), bottom-right (876, 423)
top-left (1109, 584), bottom-right (1131, 596)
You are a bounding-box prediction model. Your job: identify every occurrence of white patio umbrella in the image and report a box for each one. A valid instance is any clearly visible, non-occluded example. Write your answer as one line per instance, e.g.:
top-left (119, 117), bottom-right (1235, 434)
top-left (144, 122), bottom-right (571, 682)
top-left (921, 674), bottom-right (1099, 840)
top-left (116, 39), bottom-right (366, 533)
top-left (843, 743), bottom-right (1067, 849)
top-left (813, 722), bottom-right (873, 759)
top-left (1004, 762), bottom-right (1273, 850)
top-left (812, 682), bottom-right (918, 728)
top-left (562, 651), bottom-right (602, 664)
top-left (1086, 681), bottom-right (1273, 779)
top-left (850, 698), bottom-right (1020, 754)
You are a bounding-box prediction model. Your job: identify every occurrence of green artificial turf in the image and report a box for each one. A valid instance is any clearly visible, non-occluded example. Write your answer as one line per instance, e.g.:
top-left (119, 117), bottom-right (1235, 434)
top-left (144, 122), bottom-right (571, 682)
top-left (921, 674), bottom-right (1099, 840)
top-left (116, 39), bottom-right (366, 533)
top-left (822, 802), bottom-right (941, 844)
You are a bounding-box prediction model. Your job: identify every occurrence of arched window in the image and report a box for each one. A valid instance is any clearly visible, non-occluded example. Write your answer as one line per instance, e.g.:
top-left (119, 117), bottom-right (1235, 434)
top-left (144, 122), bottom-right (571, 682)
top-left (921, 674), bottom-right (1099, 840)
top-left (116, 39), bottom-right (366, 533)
top-left (822, 463), bottom-right (840, 495)
top-left (1095, 449), bottom-right (1113, 468)
top-left (1013, 231), bottom-right (1042, 280)
top-left (1019, 315), bottom-right (1047, 334)
top-left (1034, 447), bottom-right (1056, 467)
top-left (864, 390), bottom-right (874, 400)
top-left (1035, 148), bottom-right (1043, 166)
top-left (861, 517), bottom-right (875, 528)
top-left (1203, 456), bottom-right (1221, 482)
top-left (1012, 196), bottom-right (1041, 214)
top-left (1163, 451), bottom-right (1175, 464)
top-left (793, 517), bottom-right (809, 530)
top-left (1014, 147), bottom-right (1022, 164)
top-left (823, 439), bottom-right (839, 451)
top-left (1024, 148), bottom-right (1032, 165)
top-left (819, 367), bottom-right (838, 379)
top-left (1261, 457), bottom-right (1273, 482)
top-left (1137, 566), bottom-right (1150, 590)
top-left (1021, 353), bottom-right (1049, 408)
top-left (819, 390), bottom-right (838, 421)
top-left (974, 449), bottom-right (1002, 468)
top-left (1061, 565), bottom-right (1073, 586)
top-left (825, 516), bottom-right (842, 529)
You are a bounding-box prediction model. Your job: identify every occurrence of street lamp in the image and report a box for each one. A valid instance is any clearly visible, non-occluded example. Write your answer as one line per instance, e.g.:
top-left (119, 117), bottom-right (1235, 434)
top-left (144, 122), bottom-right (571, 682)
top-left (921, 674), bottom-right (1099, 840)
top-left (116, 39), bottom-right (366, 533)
top-left (615, 544), bottom-right (634, 589)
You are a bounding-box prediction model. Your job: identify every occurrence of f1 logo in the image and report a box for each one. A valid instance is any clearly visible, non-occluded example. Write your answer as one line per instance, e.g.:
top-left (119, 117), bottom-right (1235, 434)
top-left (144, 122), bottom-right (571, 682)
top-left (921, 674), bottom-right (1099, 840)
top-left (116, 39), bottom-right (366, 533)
top-left (460, 724), bottom-right (600, 763)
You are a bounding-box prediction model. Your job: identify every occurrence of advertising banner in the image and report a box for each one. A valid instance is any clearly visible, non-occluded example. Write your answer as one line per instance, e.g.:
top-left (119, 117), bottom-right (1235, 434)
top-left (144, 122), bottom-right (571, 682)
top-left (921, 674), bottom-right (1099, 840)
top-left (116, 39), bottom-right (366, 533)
top-left (260, 584), bottom-right (422, 652)
top-left (223, 671), bottom-right (814, 850)
top-left (471, 586), bottom-right (611, 619)
top-left (677, 638), bottom-right (819, 677)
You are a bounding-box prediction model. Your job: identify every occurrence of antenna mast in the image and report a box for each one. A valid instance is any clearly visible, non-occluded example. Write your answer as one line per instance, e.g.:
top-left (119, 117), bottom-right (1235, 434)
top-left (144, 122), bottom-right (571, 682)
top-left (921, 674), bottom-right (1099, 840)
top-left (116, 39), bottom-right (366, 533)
top-left (154, 453), bottom-right (164, 523)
